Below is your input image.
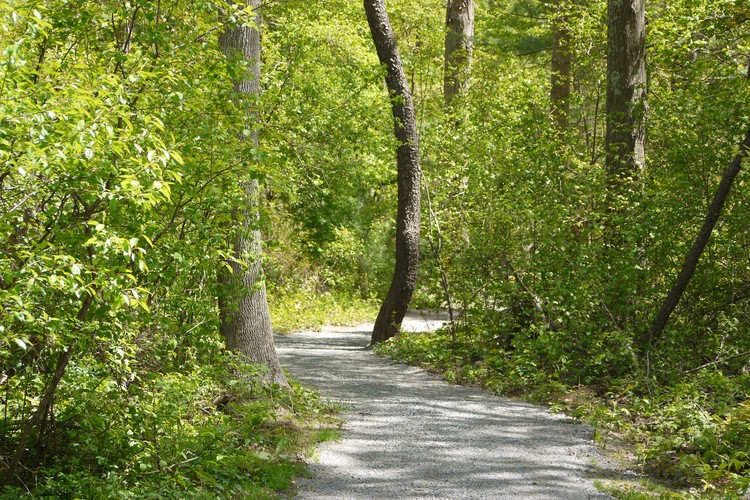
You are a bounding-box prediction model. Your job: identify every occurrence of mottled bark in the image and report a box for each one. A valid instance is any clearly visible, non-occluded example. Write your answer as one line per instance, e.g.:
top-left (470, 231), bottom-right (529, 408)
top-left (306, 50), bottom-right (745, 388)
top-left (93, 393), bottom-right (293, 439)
top-left (643, 130), bottom-right (750, 345)
top-left (364, 0), bottom-right (421, 344)
top-left (550, 1), bottom-right (571, 132)
top-left (217, 1), bottom-right (288, 387)
top-left (444, 0), bottom-right (474, 107)
top-left (605, 0), bottom-right (647, 183)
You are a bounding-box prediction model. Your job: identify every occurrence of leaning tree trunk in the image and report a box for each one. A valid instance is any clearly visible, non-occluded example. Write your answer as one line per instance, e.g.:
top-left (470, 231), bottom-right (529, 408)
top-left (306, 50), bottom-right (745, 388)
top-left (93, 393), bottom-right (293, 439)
top-left (364, 0), bottom-right (421, 344)
top-left (642, 129), bottom-right (750, 345)
top-left (3, 294), bottom-right (92, 486)
top-left (550, 0), bottom-right (571, 133)
top-left (444, 0), bottom-right (474, 108)
top-left (217, 1), bottom-right (288, 387)
top-left (605, 0), bottom-right (647, 185)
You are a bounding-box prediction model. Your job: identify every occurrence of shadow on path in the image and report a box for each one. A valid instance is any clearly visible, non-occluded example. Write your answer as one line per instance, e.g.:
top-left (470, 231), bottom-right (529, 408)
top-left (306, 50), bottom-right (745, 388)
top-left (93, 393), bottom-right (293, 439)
top-left (275, 325), bottom-right (613, 500)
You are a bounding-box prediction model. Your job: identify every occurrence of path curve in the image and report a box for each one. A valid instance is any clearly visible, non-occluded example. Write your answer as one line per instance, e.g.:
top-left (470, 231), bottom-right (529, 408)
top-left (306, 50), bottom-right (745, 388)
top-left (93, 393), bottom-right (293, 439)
top-left (275, 314), bottom-right (613, 500)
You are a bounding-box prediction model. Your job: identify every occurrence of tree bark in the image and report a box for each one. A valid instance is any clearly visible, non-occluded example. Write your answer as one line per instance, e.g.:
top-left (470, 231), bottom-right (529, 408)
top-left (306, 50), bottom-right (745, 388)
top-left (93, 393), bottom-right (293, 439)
top-left (364, 0), bottom-right (422, 344)
top-left (217, 1), bottom-right (288, 387)
top-left (605, 0), bottom-right (647, 183)
top-left (642, 129), bottom-right (750, 345)
top-left (550, 0), bottom-right (571, 132)
top-left (444, 0), bottom-right (474, 107)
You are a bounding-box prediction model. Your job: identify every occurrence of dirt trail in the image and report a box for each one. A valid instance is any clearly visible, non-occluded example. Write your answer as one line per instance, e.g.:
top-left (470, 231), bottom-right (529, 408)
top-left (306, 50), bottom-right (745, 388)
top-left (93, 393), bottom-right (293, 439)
top-left (274, 313), bottom-right (613, 500)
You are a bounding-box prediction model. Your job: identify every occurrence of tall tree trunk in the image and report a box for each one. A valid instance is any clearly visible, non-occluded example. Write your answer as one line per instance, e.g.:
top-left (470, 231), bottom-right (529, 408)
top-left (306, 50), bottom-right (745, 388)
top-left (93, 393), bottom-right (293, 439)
top-left (364, 0), bottom-right (422, 344)
top-left (550, 0), bottom-right (571, 133)
top-left (642, 129), bottom-right (750, 345)
top-left (603, 0), bottom-right (646, 327)
top-left (444, 0), bottom-right (474, 107)
top-left (605, 0), bottom-right (647, 184)
top-left (217, 1), bottom-right (288, 387)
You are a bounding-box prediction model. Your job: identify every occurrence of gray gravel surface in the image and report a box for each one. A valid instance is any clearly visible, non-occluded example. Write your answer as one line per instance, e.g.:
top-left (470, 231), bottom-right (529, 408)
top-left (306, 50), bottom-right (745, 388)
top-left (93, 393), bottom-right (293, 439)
top-left (274, 313), bottom-right (614, 500)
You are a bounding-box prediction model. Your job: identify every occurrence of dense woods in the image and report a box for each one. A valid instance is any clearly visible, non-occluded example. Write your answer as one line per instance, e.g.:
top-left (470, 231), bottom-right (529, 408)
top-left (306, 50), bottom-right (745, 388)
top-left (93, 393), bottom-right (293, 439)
top-left (2, 0), bottom-right (750, 498)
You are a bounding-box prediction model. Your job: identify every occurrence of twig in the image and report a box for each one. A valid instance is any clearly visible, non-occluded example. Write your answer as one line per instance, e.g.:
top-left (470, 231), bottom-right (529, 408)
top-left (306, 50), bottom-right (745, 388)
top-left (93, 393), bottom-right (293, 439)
top-left (139, 456), bottom-right (201, 475)
top-left (6, 192), bottom-right (34, 215)
top-left (517, 46), bottom-right (552, 57)
top-left (420, 170), bottom-right (454, 322)
top-left (685, 349), bottom-right (750, 373)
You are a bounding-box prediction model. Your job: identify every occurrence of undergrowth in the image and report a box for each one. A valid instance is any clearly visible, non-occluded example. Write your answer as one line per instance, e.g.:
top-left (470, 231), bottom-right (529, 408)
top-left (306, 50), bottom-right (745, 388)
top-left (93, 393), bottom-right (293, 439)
top-left (0, 355), bottom-right (341, 499)
top-left (375, 324), bottom-right (750, 500)
top-left (269, 288), bottom-right (378, 333)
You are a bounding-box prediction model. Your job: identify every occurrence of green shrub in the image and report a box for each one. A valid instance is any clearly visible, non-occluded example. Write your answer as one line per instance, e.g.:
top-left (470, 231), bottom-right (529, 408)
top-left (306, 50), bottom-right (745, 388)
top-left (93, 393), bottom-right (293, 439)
top-left (1, 354), bottom-right (339, 499)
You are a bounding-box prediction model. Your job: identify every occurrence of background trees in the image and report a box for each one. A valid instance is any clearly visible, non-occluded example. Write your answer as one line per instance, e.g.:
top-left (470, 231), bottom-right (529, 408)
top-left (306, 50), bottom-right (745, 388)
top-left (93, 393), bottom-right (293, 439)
top-left (605, 0), bottom-right (647, 182)
top-left (550, 0), bottom-right (572, 132)
top-left (444, 0), bottom-right (474, 107)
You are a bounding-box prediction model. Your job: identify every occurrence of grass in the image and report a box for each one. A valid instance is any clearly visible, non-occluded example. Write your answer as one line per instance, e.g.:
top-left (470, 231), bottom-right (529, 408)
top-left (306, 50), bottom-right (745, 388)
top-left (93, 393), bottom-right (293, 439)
top-left (314, 428), bottom-right (342, 443)
top-left (269, 288), bottom-right (378, 333)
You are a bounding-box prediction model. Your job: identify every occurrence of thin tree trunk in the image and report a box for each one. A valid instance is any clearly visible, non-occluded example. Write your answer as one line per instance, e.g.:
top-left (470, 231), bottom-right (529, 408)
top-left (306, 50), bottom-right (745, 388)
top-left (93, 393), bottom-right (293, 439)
top-left (605, 0), bottom-right (647, 184)
top-left (364, 0), bottom-right (422, 344)
top-left (550, 0), bottom-right (571, 132)
top-left (217, 1), bottom-right (288, 387)
top-left (422, 173), bottom-right (454, 320)
top-left (3, 294), bottom-right (93, 486)
top-left (643, 129), bottom-right (750, 345)
top-left (444, 0), bottom-right (474, 107)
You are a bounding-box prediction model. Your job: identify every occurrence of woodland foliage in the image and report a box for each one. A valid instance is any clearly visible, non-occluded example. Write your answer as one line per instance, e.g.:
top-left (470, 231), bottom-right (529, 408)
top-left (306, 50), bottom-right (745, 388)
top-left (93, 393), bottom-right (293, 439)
top-left (379, 0), bottom-right (750, 497)
top-left (2, 0), bottom-right (750, 498)
top-left (0, 0), bottom-right (353, 497)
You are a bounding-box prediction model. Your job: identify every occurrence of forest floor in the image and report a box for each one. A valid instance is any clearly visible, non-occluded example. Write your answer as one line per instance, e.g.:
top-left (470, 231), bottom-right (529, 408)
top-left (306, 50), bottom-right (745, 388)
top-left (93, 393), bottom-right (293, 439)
top-left (274, 313), bottom-right (632, 499)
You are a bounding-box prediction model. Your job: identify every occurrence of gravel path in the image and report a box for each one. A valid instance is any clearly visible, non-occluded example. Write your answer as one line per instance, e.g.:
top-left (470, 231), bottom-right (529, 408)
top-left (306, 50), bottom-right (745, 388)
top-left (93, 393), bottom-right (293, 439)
top-left (274, 313), bottom-right (614, 500)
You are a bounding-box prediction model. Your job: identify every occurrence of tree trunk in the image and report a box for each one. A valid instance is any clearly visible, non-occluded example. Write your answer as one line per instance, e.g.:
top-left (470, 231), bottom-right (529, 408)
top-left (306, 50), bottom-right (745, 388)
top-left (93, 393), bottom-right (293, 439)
top-left (642, 129), bottom-right (750, 345)
top-left (550, 0), bottom-right (571, 132)
top-left (217, 1), bottom-right (288, 387)
top-left (3, 294), bottom-right (92, 486)
top-left (605, 0), bottom-right (647, 184)
top-left (364, 0), bottom-right (422, 344)
top-left (444, 0), bottom-right (474, 107)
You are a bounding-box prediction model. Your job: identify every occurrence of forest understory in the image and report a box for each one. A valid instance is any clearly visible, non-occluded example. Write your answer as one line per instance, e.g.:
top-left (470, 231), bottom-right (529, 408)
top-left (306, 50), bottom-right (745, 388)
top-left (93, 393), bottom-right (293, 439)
top-left (377, 321), bottom-right (750, 499)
